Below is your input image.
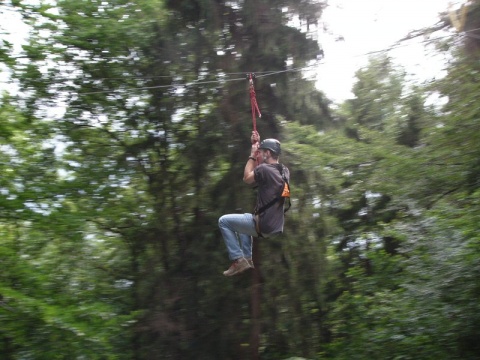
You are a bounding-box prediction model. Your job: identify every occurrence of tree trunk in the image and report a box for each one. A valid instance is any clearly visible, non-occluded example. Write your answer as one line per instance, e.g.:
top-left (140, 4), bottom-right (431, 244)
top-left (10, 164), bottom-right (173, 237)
top-left (250, 237), bottom-right (261, 360)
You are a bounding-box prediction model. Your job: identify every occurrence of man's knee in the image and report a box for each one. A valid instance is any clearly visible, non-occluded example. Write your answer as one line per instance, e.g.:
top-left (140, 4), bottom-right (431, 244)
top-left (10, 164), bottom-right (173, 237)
top-left (218, 214), bottom-right (228, 227)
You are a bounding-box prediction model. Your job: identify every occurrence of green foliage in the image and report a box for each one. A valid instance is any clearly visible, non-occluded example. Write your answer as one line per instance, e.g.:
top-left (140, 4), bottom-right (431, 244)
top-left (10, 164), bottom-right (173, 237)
top-left (1, 0), bottom-right (480, 359)
top-left (319, 31), bottom-right (480, 358)
top-left (346, 55), bottom-right (405, 130)
top-left (2, 0), bottom-right (332, 358)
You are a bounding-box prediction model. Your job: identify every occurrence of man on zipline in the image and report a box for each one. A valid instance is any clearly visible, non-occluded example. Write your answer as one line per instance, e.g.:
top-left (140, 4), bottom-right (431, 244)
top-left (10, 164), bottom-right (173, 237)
top-left (219, 131), bottom-right (290, 276)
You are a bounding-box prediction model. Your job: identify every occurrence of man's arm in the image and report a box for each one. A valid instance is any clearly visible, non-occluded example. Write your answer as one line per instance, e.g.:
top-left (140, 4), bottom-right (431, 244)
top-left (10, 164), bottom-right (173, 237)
top-left (243, 131), bottom-right (260, 185)
top-left (243, 157), bottom-right (256, 184)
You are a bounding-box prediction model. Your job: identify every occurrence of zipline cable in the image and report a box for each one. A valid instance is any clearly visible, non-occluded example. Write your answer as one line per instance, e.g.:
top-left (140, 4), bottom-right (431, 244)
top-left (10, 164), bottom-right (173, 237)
top-left (79, 63), bottom-right (320, 95)
top-left (51, 24), bottom-right (480, 95)
top-left (58, 26), bottom-right (480, 97)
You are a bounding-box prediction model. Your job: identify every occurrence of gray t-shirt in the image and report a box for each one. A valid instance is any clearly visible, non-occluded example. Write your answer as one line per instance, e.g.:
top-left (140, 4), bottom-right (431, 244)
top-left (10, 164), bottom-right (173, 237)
top-left (253, 163), bottom-right (290, 235)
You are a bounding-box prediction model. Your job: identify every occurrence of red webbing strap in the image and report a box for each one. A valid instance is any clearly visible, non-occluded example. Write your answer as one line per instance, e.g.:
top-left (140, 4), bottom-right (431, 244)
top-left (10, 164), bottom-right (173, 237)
top-left (248, 73), bottom-right (262, 164)
top-left (248, 73), bottom-right (261, 133)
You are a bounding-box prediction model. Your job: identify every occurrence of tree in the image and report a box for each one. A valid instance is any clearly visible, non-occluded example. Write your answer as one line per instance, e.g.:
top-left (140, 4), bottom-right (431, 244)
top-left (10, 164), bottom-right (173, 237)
top-left (2, 0), bottom-right (333, 359)
top-left (318, 4), bottom-right (480, 357)
top-left (346, 55), bottom-right (404, 131)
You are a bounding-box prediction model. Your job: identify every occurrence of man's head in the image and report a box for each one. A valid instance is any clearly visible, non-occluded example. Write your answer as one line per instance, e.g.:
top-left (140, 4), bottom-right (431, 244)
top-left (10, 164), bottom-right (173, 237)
top-left (259, 138), bottom-right (281, 161)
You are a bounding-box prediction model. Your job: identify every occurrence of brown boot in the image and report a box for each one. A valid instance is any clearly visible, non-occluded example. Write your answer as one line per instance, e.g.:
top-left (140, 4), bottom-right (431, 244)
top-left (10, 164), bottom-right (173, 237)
top-left (223, 258), bottom-right (252, 276)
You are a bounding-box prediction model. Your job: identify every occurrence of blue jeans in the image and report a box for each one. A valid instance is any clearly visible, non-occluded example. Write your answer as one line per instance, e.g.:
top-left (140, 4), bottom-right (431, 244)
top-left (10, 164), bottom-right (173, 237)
top-left (218, 213), bottom-right (258, 260)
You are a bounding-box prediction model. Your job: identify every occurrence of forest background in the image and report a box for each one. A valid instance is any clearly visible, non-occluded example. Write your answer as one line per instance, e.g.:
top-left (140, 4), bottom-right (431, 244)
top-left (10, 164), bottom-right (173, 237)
top-left (0, 0), bottom-right (479, 359)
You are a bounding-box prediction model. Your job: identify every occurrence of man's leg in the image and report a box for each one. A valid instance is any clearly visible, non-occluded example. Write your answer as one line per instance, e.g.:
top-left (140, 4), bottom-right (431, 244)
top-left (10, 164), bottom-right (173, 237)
top-left (238, 233), bottom-right (253, 260)
top-left (218, 213), bottom-right (257, 276)
top-left (218, 213), bottom-right (257, 260)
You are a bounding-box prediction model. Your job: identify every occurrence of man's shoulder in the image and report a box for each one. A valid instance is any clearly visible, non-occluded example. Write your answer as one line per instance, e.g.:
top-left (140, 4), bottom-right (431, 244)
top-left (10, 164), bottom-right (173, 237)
top-left (257, 163), bottom-right (278, 172)
top-left (255, 163), bottom-right (290, 177)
